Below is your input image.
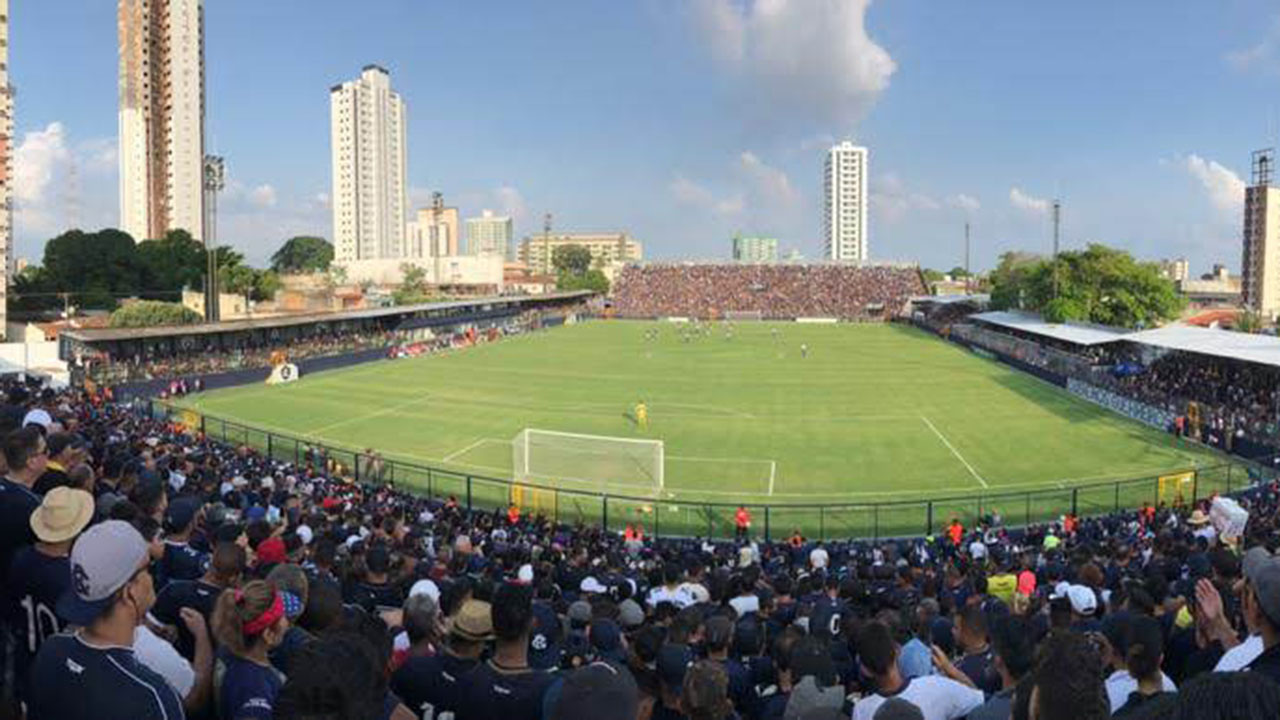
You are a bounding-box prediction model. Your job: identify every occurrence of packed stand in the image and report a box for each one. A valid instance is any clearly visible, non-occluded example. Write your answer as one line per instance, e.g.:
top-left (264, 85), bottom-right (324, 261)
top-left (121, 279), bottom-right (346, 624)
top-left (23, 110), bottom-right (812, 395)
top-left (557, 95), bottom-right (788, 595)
top-left (3, 377), bottom-right (1280, 720)
top-left (611, 264), bottom-right (927, 320)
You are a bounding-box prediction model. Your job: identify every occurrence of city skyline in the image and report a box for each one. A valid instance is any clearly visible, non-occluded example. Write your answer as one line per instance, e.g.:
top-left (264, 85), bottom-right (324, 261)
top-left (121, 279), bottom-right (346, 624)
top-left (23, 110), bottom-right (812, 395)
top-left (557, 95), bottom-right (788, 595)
top-left (6, 1), bottom-right (1280, 272)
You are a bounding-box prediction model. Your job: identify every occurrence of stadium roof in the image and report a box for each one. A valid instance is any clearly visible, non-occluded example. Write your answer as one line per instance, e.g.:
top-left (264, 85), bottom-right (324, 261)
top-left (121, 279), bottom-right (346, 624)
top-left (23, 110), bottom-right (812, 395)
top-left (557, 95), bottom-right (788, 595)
top-left (62, 291), bottom-right (594, 344)
top-left (969, 310), bottom-right (1131, 346)
top-left (1120, 324), bottom-right (1280, 368)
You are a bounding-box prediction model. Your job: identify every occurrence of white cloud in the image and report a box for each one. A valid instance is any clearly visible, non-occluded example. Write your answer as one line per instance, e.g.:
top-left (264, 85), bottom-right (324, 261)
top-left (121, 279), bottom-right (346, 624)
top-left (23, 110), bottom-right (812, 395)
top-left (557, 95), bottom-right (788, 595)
top-left (669, 175), bottom-right (744, 216)
top-left (739, 151), bottom-right (799, 205)
top-left (248, 184), bottom-right (277, 209)
top-left (946, 193), bottom-right (981, 212)
top-left (1184, 154), bottom-right (1245, 216)
top-left (14, 122), bottom-right (70, 206)
top-left (1009, 187), bottom-right (1050, 215)
top-left (313, 192), bottom-right (331, 210)
top-left (1227, 16), bottom-right (1280, 73)
top-left (693, 0), bottom-right (896, 126)
top-left (870, 173), bottom-right (942, 222)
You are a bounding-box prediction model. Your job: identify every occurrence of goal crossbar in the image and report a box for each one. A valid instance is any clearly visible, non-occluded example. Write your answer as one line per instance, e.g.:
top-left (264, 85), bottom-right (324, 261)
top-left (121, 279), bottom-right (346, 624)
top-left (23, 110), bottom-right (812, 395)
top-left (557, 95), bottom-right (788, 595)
top-left (513, 428), bottom-right (665, 491)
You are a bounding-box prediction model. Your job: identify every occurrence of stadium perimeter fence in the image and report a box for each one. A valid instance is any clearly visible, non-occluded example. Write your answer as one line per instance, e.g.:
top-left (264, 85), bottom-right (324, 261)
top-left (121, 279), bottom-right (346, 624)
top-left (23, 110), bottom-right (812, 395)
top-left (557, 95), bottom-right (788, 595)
top-left (148, 400), bottom-right (1279, 542)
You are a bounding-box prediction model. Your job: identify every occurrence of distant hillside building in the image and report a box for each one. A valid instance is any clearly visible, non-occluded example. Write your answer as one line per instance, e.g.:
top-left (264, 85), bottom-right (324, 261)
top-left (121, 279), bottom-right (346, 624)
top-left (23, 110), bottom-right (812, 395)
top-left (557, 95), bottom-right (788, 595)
top-left (732, 235), bottom-right (778, 263)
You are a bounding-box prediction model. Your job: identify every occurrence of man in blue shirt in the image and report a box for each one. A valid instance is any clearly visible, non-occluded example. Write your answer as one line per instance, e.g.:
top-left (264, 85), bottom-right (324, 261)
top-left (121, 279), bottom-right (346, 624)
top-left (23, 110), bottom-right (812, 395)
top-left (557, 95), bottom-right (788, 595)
top-left (27, 520), bottom-right (185, 720)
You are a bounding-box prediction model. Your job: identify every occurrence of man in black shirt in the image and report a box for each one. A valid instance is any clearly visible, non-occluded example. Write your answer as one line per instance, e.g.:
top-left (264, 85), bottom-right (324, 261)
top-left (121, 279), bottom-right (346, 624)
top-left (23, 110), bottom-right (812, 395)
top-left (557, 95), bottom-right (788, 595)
top-left (0, 427), bottom-right (48, 577)
top-left (149, 541), bottom-right (245, 660)
top-left (157, 497), bottom-right (208, 590)
top-left (392, 598), bottom-right (491, 719)
top-left (346, 544), bottom-right (405, 611)
top-left (458, 583), bottom-right (555, 720)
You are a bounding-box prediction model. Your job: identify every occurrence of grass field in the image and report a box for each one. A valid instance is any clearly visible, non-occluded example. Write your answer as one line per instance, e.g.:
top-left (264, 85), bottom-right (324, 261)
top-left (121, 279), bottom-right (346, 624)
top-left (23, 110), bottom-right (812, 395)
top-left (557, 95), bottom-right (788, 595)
top-left (172, 321), bottom-right (1233, 538)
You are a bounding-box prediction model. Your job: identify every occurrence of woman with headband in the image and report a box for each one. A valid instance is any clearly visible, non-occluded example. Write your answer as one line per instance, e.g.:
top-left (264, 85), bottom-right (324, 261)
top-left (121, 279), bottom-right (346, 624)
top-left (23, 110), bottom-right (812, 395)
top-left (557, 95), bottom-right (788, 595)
top-left (212, 580), bottom-right (296, 720)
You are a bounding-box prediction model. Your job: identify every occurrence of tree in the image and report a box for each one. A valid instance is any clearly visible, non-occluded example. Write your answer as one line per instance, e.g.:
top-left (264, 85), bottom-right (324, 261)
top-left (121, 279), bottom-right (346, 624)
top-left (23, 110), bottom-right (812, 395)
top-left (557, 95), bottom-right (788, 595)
top-left (558, 269), bottom-right (610, 294)
top-left (136, 229), bottom-right (206, 298)
top-left (948, 266), bottom-right (970, 278)
top-left (921, 269), bottom-right (945, 284)
top-left (552, 245), bottom-right (593, 276)
top-left (1237, 309), bottom-right (1264, 334)
top-left (108, 300), bottom-right (201, 328)
top-left (254, 270), bottom-right (281, 302)
top-left (271, 236), bottom-right (333, 274)
top-left (989, 244), bottom-right (1184, 328)
top-left (40, 229), bottom-right (143, 308)
top-left (392, 263), bottom-right (432, 306)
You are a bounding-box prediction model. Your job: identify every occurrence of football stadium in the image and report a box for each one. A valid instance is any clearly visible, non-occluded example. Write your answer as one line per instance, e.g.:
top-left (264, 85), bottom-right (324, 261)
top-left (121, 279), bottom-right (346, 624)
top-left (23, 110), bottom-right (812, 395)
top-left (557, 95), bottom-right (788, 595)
top-left (11, 5), bottom-right (1280, 720)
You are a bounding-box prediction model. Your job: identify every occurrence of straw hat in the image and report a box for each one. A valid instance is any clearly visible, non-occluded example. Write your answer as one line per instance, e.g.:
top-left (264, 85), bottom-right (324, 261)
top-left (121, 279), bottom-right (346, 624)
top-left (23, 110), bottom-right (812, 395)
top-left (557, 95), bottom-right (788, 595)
top-left (1188, 509), bottom-right (1210, 526)
top-left (30, 487), bottom-right (94, 543)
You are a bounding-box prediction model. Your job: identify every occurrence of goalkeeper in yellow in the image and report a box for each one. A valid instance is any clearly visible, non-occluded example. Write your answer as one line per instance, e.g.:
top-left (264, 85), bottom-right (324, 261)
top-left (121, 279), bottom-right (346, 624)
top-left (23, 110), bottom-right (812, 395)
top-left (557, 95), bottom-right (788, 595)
top-left (635, 400), bottom-right (649, 430)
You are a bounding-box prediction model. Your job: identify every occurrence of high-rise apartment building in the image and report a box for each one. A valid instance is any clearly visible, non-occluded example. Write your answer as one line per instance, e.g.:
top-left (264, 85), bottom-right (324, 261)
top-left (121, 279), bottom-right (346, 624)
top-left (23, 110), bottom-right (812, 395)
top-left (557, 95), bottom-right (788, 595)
top-left (405, 206), bottom-right (459, 258)
top-left (330, 65), bottom-right (407, 262)
top-left (1243, 149), bottom-right (1280, 316)
top-left (732, 234), bottom-right (778, 263)
top-left (0, 0), bottom-right (10, 337)
top-left (118, 0), bottom-right (206, 243)
top-left (823, 141), bottom-right (868, 262)
top-left (466, 210), bottom-right (513, 258)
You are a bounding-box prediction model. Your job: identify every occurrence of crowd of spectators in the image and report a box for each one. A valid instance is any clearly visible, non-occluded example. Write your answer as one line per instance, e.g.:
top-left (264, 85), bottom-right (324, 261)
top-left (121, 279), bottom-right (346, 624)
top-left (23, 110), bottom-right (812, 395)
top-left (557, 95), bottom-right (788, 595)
top-left (1, 373), bottom-right (1280, 720)
top-left (78, 328), bottom-right (399, 386)
top-left (612, 265), bottom-right (926, 321)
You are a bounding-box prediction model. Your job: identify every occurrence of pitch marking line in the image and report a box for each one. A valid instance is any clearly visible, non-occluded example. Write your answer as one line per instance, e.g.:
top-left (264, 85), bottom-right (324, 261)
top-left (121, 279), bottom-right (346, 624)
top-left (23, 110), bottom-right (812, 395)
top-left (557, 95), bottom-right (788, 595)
top-left (302, 392), bottom-right (434, 437)
top-left (442, 438), bottom-right (492, 463)
top-left (920, 415), bottom-right (988, 489)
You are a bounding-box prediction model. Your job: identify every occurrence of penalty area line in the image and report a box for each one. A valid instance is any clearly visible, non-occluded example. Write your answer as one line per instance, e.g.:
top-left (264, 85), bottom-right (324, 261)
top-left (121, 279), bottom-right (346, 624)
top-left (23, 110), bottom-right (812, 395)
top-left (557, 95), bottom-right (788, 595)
top-left (442, 437), bottom-right (496, 463)
top-left (919, 415), bottom-right (988, 489)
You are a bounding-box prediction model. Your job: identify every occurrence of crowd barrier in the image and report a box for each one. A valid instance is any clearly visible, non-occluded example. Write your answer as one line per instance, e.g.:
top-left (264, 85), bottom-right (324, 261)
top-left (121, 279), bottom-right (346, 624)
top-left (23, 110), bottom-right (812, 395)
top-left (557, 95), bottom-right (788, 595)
top-left (146, 400), bottom-right (1276, 541)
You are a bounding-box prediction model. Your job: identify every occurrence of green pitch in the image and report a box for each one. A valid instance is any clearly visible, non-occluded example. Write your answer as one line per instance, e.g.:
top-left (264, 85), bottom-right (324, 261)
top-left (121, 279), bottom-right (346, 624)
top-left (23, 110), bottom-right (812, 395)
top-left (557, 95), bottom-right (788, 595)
top-left (174, 321), bottom-right (1227, 537)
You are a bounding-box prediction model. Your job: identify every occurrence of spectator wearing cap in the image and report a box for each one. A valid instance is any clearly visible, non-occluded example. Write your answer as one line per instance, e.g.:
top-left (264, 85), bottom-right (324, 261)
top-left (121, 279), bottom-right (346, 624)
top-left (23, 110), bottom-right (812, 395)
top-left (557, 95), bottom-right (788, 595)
top-left (0, 427), bottom-right (47, 578)
top-left (653, 643), bottom-right (695, 720)
top-left (3, 486), bottom-right (94, 701)
top-left (1235, 547), bottom-right (1280, 684)
top-left (457, 583), bottom-right (554, 720)
top-left (27, 520), bottom-right (185, 720)
top-left (264, 564), bottom-right (312, 674)
top-left (158, 496), bottom-right (209, 590)
top-left (392, 598), bottom-right (491, 719)
top-left (852, 621), bottom-right (983, 720)
top-left (150, 541), bottom-right (247, 661)
top-left (968, 616), bottom-right (1034, 720)
top-left (33, 431), bottom-right (86, 495)
top-left (551, 660), bottom-right (640, 720)
top-left (211, 579), bottom-right (290, 720)
top-left (589, 618), bottom-right (627, 666)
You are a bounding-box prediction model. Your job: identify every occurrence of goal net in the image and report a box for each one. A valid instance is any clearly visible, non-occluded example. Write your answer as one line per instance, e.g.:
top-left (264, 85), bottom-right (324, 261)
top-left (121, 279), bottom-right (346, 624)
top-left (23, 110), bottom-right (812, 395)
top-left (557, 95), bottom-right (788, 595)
top-left (512, 429), bottom-right (665, 491)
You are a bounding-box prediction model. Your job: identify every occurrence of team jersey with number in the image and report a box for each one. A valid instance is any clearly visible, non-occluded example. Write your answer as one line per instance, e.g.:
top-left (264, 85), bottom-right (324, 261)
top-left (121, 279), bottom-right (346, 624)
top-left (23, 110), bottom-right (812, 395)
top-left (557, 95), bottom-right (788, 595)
top-left (3, 546), bottom-right (70, 700)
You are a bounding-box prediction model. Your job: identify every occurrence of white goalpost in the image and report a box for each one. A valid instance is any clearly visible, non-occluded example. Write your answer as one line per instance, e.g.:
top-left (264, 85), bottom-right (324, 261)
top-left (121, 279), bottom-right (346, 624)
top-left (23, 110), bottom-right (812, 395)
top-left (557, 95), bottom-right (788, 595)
top-left (512, 428), bottom-right (665, 492)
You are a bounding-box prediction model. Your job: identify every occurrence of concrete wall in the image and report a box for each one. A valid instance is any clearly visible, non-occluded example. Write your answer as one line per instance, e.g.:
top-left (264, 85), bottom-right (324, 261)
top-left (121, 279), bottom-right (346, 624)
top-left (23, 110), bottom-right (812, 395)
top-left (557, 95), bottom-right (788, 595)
top-left (339, 255), bottom-right (505, 287)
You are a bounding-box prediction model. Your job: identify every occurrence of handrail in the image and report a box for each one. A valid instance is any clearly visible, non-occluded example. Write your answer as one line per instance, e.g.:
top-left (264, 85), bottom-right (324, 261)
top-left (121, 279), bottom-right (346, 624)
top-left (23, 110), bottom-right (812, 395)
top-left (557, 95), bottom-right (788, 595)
top-left (147, 398), bottom-right (1273, 542)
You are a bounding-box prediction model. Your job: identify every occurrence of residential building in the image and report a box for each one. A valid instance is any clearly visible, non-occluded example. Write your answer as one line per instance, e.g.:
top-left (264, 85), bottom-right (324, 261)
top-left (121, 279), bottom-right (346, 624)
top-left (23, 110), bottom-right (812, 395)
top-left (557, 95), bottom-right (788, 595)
top-left (405, 206), bottom-right (460, 258)
top-left (1243, 150), bottom-right (1280, 316)
top-left (0, 0), bottom-right (10, 338)
top-left (330, 65), bottom-right (407, 262)
top-left (731, 234), bottom-right (778, 263)
top-left (1159, 258), bottom-right (1189, 282)
top-left (466, 210), bottom-right (514, 258)
top-left (118, 0), bottom-right (206, 242)
top-left (517, 231), bottom-right (642, 276)
top-left (823, 140), bottom-right (868, 262)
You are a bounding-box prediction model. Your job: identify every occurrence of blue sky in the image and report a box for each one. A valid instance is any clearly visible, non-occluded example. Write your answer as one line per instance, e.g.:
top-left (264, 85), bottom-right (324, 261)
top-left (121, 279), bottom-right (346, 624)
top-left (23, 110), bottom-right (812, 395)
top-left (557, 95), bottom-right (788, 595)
top-left (10, 0), bottom-right (1280, 273)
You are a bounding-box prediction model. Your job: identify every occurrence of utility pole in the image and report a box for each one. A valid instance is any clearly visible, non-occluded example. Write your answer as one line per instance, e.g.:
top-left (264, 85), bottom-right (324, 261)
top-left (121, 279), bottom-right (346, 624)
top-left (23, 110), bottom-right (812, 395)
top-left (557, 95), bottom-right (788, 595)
top-left (964, 221), bottom-right (971, 295)
top-left (202, 156), bottom-right (226, 322)
top-left (432, 191), bottom-right (444, 291)
top-left (543, 213), bottom-right (553, 275)
top-left (1052, 199), bottom-right (1061, 299)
